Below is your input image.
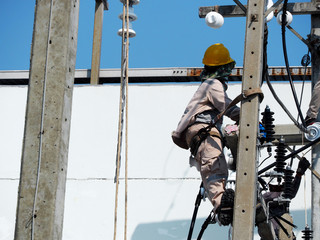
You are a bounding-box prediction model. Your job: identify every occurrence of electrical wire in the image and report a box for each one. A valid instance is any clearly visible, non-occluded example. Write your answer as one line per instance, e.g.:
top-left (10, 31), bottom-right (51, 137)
top-left (281, 0), bottom-right (307, 128)
top-left (290, 51), bottom-right (310, 166)
top-left (262, 8), bottom-right (308, 133)
top-left (265, 72), bottom-right (306, 131)
top-left (258, 152), bottom-right (272, 168)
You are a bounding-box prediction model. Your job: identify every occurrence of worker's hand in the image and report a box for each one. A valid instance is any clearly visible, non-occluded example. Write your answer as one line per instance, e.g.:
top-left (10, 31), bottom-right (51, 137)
top-left (297, 157), bottom-right (310, 175)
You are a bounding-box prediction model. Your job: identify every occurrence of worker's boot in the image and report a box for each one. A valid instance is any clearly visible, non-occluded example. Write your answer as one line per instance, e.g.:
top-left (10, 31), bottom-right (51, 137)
top-left (217, 188), bottom-right (234, 226)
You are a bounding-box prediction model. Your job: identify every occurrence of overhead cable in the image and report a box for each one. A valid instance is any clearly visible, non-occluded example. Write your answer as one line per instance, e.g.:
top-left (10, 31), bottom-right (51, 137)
top-left (281, 0), bottom-right (307, 128)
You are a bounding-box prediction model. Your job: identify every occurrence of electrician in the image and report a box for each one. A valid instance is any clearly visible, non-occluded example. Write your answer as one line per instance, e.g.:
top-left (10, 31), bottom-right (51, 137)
top-left (172, 43), bottom-right (240, 225)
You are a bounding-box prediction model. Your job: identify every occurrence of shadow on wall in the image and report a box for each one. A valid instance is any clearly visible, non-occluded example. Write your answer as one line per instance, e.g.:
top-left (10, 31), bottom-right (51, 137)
top-left (132, 217), bottom-right (230, 240)
top-left (131, 209), bottom-right (311, 240)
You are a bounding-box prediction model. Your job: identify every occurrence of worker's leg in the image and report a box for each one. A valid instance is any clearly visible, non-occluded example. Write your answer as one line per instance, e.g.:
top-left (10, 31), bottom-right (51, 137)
top-left (185, 124), bottom-right (229, 209)
top-left (196, 130), bottom-right (228, 210)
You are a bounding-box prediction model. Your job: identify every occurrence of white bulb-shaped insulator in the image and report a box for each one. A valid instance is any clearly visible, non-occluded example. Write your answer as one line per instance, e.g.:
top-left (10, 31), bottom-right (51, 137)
top-left (117, 28), bottom-right (136, 38)
top-left (265, 0), bottom-right (274, 22)
top-left (276, 11), bottom-right (293, 26)
top-left (118, 20), bottom-right (136, 37)
top-left (118, 7), bottom-right (137, 22)
top-left (205, 11), bottom-right (224, 29)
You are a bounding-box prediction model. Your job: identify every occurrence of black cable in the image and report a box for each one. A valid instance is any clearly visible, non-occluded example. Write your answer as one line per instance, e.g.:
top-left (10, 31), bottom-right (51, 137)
top-left (262, 18), bottom-right (307, 132)
top-left (196, 210), bottom-right (215, 240)
top-left (265, 71), bottom-right (306, 132)
top-left (187, 183), bottom-right (204, 240)
top-left (290, 51), bottom-right (310, 166)
top-left (258, 153), bottom-right (272, 167)
top-left (262, 23), bottom-right (269, 87)
top-left (272, 216), bottom-right (291, 238)
top-left (281, 0), bottom-right (307, 128)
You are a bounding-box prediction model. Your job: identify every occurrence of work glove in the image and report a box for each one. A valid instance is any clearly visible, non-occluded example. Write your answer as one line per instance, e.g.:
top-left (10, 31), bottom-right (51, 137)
top-left (296, 157), bottom-right (310, 176)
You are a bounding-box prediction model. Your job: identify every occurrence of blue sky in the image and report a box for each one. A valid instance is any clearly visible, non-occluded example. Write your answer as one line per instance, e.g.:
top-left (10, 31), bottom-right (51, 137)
top-left (0, 0), bottom-right (311, 71)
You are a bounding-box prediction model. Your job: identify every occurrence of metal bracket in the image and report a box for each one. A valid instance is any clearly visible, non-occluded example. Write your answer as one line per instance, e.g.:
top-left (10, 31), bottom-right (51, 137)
top-left (251, 14), bottom-right (259, 22)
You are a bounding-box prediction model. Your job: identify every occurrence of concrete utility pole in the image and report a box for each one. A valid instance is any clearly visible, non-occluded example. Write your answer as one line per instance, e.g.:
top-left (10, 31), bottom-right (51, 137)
top-left (14, 0), bottom-right (79, 239)
top-left (199, 0), bottom-right (320, 239)
top-left (310, 0), bottom-right (320, 237)
top-left (90, 0), bottom-right (108, 85)
top-left (202, 1), bottom-right (265, 238)
top-left (231, 1), bottom-right (265, 238)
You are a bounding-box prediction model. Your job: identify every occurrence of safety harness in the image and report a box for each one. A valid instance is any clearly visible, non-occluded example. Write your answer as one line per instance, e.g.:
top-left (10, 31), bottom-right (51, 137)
top-left (189, 87), bottom-right (264, 157)
top-left (190, 128), bottom-right (222, 156)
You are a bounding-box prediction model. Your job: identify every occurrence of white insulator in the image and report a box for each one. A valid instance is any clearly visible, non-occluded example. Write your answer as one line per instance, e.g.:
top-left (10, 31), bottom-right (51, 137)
top-left (117, 28), bottom-right (136, 38)
top-left (276, 11), bottom-right (293, 26)
top-left (305, 122), bottom-right (320, 141)
top-left (265, 0), bottom-right (274, 22)
top-left (131, 0), bottom-right (140, 5)
top-left (226, 171), bottom-right (236, 190)
top-left (227, 156), bottom-right (236, 171)
top-left (118, 7), bottom-right (137, 22)
top-left (205, 11), bottom-right (224, 29)
top-left (120, 0), bottom-right (140, 5)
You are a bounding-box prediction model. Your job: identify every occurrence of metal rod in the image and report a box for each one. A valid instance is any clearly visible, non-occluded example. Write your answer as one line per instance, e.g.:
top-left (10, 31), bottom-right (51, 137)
top-left (233, 0), bottom-right (247, 14)
top-left (286, 25), bottom-right (310, 47)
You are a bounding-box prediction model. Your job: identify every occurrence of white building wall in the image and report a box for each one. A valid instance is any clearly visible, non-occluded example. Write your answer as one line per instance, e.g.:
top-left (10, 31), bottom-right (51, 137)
top-left (0, 81), bottom-right (313, 240)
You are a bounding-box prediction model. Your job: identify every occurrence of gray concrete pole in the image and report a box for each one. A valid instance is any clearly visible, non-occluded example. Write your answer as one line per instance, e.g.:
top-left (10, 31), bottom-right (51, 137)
top-left (310, 3), bottom-right (320, 237)
top-left (90, 0), bottom-right (105, 85)
top-left (232, 0), bottom-right (265, 239)
top-left (14, 0), bottom-right (79, 239)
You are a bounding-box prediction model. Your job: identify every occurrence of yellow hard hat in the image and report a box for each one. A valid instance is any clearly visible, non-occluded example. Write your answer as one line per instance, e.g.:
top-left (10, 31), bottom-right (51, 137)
top-left (202, 43), bottom-right (234, 66)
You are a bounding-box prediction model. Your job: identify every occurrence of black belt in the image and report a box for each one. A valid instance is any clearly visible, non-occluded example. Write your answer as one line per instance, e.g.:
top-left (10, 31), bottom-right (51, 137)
top-left (190, 128), bottom-right (222, 156)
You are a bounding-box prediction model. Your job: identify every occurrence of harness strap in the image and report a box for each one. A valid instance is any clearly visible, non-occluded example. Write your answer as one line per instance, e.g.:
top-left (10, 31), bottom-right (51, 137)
top-left (190, 87), bottom-right (264, 156)
top-left (216, 87), bottom-right (264, 121)
top-left (190, 129), bottom-right (222, 156)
